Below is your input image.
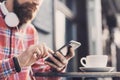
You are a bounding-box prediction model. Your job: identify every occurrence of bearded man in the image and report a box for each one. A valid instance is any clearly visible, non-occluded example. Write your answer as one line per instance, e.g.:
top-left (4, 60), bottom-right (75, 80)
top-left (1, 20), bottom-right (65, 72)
top-left (0, 0), bottom-right (75, 80)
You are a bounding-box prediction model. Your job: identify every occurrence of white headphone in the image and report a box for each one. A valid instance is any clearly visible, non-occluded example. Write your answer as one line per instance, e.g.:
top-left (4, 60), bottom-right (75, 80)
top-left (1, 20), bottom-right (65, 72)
top-left (0, 1), bottom-right (19, 27)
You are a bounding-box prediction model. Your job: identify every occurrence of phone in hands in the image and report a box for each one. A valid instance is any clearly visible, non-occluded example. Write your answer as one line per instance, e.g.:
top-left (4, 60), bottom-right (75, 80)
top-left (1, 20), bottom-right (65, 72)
top-left (45, 40), bottom-right (81, 63)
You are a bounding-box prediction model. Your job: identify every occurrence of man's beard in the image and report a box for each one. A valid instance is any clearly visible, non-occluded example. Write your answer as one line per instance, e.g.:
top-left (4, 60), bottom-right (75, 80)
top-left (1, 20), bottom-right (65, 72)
top-left (13, 0), bottom-right (38, 27)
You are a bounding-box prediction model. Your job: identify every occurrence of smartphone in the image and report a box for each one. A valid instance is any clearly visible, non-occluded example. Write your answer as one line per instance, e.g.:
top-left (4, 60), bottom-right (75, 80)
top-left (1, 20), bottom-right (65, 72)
top-left (57, 40), bottom-right (81, 56)
top-left (45, 40), bottom-right (81, 63)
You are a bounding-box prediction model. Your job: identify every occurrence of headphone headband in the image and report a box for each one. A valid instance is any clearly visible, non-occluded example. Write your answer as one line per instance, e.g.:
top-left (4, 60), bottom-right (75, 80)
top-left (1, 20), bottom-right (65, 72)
top-left (0, 1), bottom-right (8, 15)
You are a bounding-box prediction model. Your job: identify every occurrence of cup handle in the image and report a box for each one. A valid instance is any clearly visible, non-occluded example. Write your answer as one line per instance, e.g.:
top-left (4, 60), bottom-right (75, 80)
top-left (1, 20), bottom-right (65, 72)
top-left (80, 57), bottom-right (87, 67)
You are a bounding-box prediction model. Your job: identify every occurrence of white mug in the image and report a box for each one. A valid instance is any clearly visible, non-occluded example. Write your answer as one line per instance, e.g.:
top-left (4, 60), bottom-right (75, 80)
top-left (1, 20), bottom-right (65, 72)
top-left (80, 55), bottom-right (108, 67)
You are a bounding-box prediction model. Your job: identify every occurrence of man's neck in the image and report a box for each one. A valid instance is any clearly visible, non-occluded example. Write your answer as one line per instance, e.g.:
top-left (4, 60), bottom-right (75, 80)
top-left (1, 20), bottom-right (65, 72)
top-left (5, 0), bottom-right (14, 12)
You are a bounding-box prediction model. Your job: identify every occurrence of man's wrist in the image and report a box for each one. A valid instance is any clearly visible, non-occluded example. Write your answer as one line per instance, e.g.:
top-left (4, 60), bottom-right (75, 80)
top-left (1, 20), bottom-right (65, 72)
top-left (16, 56), bottom-right (24, 68)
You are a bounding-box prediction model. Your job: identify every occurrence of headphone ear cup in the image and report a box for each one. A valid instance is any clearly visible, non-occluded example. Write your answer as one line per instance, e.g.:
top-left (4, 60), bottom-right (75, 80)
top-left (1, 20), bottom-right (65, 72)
top-left (5, 12), bottom-right (19, 27)
top-left (0, 1), bottom-right (20, 27)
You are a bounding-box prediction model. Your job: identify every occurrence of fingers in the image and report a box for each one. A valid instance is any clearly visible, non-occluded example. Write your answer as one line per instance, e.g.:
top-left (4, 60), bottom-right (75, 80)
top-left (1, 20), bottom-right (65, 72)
top-left (33, 52), bottom-right (40, 60)
top-left (45, 52), bottom-right (68, 71)
top-left (45, 59), bottom-right (65, 71)
top-left (45, 47), bottom-right (75, 71)
top-left (19, 43), bottom-right (53, 67)
top-left (52, 54), bottom-right (63, 66)
top-left (34, 47), bottom-right (42, 59)
top-left (47, 47), bottom-right (54, 54)
top-left (41, 43), bottom-right (54, 58)
top-left (65, 47), bottom-right (75, 60)
top-left (40, 46), bottom-right (75, 71)
top-left (33, 43), bottom-right (54, 60)
top-left (40, 43), bottom-right (48, 58)
top-left (54, 52), bottom-right (68, 65)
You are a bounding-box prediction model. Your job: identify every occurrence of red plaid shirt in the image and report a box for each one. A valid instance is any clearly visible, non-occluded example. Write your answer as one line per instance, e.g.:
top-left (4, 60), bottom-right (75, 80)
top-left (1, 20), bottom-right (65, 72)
top-left (0, 9), bottom-right (61, 80)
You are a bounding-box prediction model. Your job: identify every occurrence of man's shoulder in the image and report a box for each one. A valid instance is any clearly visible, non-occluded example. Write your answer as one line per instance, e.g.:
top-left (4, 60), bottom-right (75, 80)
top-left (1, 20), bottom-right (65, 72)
top-left (22, 23), bottom-right (37, 34)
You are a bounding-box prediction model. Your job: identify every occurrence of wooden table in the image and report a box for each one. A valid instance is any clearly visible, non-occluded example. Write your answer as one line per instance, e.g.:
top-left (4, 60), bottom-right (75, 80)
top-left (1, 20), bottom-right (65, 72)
top-left (34, 72), bottom-right (120, 78)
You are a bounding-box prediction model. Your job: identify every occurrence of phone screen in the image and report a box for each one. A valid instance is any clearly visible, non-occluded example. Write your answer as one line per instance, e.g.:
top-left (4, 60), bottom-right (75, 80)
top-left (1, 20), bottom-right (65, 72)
top-left (57, 40), bottom-right (81, 56)
top-left (58, 44), bottom-right (70, 56)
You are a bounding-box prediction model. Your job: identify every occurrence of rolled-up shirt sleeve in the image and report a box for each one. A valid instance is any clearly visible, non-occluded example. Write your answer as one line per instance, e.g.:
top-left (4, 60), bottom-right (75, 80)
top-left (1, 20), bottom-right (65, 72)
top-left (0, 58), bottom-right (16, 79)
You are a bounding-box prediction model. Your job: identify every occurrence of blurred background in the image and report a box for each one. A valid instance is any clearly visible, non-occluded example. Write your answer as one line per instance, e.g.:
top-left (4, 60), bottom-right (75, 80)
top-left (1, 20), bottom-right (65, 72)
top-left (32, 0), bottom-right (120, 80)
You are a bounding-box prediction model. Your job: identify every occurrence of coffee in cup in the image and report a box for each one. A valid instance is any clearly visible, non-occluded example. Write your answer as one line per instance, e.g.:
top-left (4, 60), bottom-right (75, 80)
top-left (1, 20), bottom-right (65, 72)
top-left (80, 55), bottom-right (108, 67)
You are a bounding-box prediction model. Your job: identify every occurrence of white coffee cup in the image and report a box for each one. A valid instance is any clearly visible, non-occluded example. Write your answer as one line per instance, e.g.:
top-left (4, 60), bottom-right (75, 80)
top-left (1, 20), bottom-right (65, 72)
top-left (80, 55), bottom-right (108, 67)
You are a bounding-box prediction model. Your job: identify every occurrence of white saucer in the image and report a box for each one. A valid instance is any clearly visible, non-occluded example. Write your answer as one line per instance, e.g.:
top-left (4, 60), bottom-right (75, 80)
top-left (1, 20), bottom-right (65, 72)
top-left (79, 67), bottom-right (115, 72)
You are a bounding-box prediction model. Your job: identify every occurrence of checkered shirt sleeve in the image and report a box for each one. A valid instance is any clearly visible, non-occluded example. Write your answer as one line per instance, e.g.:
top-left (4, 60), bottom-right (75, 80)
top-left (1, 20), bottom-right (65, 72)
top-left (0, 58), bottom-right (15, 79)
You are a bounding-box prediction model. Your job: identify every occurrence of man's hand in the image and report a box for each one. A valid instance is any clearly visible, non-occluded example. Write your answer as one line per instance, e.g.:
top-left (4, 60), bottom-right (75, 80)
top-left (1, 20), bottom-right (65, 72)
top-left (16, 43), bottom-right (53, 68)
top-left (45, 47), bottom-right (75, 71)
